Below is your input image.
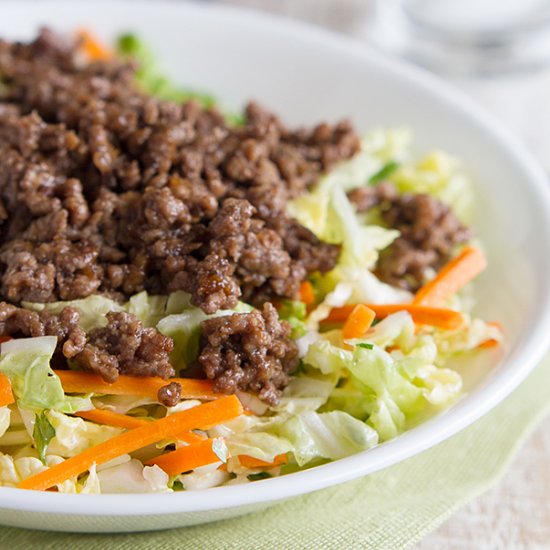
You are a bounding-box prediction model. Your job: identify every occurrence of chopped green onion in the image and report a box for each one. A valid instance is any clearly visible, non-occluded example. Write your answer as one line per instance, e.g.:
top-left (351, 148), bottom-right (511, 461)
top-left (369, 161), bottom-right (400, 184)
top-left (356, 343), bottom-right (374, 350)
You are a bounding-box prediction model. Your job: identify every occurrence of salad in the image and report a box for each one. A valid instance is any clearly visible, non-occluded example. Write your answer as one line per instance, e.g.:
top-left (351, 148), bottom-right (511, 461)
top-left (0, 30), bottom-right (501, 493)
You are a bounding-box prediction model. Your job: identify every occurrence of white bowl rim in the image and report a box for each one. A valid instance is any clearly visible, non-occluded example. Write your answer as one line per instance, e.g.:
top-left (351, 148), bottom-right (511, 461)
top-left (1, 0), bottom-right (550, 518)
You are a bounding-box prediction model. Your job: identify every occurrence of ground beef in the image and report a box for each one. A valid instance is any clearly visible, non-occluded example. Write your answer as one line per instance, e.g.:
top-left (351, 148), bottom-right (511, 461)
top-left (73, 311), bottom-right (174, 382)
top-left (157, 381), bottom-right (182, 408)
top-left (347, 181), bottom-right (398, 212)
top-left (0, 301), bottom-right (86, 359)
top-left (0, 29), bottom-right (359, 402)
top-left (196, 303), bottom-right (299, 405)
top-left (348, 182), bottom-right (472, 290)
top-left (0, 29), bottom-right (355, 313)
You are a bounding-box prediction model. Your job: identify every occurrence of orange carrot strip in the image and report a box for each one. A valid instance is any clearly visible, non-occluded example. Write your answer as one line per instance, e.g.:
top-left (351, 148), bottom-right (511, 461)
top-left (478, 339), bottom-right (499, 349)
top-left (0, 336), bottom-right (13, 344)
top-left (238, 453), bottom-right (288, 469)
top-left (145, 438), bottom-right (226, 476)
top-left (76, 29), bottom-right (112, 61)
top-left (18, 395), bottom-right (242, 491)
top-left (54, 370), bottom-right (218, 401)
top-left (342, 305), bottom-right (376, 339)
top-left (477, 321), bottom-right (502, 349)
top-left (299, 281), bottom-right (315, 305)
top-left (323, 304), bottom-right (464, 331)
top-left (413, 246), bottom-right (487, 307)
top-left (75, 409), bottom-right (206, 445)
top-left (0, 374), bottom-right (14, 408)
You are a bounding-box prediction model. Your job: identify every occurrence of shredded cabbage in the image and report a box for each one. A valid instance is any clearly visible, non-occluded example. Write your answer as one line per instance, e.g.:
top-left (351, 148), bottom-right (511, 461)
top-left (0, 337), bottom-right (92, 413)
top-left (0, 124), bottom-right (497, 492)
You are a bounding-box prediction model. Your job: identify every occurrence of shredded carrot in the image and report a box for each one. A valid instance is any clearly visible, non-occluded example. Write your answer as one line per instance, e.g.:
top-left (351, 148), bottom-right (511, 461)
top-left (75, 409), bottom-right (206, 445)
top-left (477, 321), bottom-right (502, 349)
top-left (145, 438), bottom-right (226, 476)
top-left (0, 336), bottom-right (13, 344)
top-left (342, 305), bottom-right (376, 339)
top-left (238, 453), bottom-right (288, 469)
top-left (478, 339), bottom-right (499, 349)
top-left (413, 246), bottom-right (487, 307)
top-left (76, 29), bottom-right (112, 61)
top-left (0, 374), bottom-right (14, 408)
top-left (54, 370), bottom-right (218, 401)
top-left (18, 395), bottom-right (242, 491)
top-left (299, 281), bottom-right (315, 306)
top-left (323, 304), bottom-right (464, 331)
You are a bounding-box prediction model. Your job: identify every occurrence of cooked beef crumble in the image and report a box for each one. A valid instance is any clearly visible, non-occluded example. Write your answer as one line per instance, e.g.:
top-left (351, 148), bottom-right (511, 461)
top-left (72, 311), bottom-right (175, 382)
top-left (0, 29), bottom-right (358, 403)
top-left (348, 182), bottom-right (472, 290)
top-left (157, 381), bottom-right (182, 408)
top-left (197, 303), bottom-right (299, 405)
top-left (0, 301), bottom-right (86, 357)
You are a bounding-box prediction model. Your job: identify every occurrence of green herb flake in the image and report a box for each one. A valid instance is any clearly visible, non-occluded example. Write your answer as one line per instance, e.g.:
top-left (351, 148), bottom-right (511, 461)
top-left (33, 411), bottom-right (56, 464)
top-left (211, 438), bottom-right (228, 464)
top-left (369, 160), bottom-right (400, 184)
top-left (356, 343), bottom-right (374, 350)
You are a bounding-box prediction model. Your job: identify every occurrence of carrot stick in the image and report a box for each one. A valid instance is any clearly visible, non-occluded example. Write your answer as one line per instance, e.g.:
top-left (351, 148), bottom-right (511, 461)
top-left (323, 304), bottom-right (464, 331)
top-left (54, 370), bottom-right (218, 401)
top-left (413, 246), bottom-right (487, 307)
top-left (0, 374), bottom-right (14, 408)
top-left (75, 409), bottom-right (206, 445)
top-left (18, 395), bottom-right (242, 491)
top-left (145, 438), bottom-right (227, 476)
top-left (299, 281), bottom-right (315, 305)
top-left (76, 29), bottom-right (112, 61)
top-left (342, 305), bottom-right (376, 339)
top-left (238, 453), bottom-right (288, 469)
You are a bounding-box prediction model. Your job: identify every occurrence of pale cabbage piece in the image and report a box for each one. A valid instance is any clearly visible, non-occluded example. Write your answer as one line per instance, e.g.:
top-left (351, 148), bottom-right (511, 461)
top-left (362, 128), bottom-right (413, 163)
top-left (272, 375), bottom-right (338, 415)
top-left (80, 464), bottom-right (101, 494)
top-left (210, 406), bottom-right (378, 468)
top-left (23, 295), bottom-right (124, 331)
top-left (177, 462), bottom-right (230, 491)
top-left (46, 410), bottom-right (123, 458)
top-left (0, 407), bottom-right (11, 439)
top-left (279, 410), bottom-right (379, 466)
top-left (96, 459), bottom-right (170, 494)
top-left (0, 336), bottom-right (91, 413)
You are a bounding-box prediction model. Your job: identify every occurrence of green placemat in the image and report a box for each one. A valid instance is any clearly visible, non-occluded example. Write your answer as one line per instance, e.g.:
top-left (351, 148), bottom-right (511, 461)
top-left (2, 353), bottom-right (550, 550)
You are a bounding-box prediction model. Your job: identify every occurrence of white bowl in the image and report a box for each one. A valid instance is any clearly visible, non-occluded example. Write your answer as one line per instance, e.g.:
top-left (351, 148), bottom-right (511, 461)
top-left (1, 0), bottom-right (549, 533)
